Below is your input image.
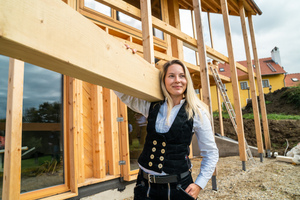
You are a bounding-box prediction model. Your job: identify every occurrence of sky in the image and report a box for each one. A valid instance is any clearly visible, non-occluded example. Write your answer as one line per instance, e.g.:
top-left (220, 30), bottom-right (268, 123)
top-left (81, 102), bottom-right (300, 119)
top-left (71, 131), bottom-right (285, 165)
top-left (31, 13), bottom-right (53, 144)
top-left (180, 0), bottom-right (300, 74)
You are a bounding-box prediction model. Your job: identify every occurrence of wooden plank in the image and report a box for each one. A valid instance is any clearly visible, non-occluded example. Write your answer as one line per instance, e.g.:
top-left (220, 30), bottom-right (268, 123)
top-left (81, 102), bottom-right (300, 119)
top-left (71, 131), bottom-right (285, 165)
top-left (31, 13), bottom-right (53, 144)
top-left (247, 13), bottom-right (271, 151)
top-left (91, 85), bottom-right (106, 178)
top-left (0, 0), bottom-right (163, 102)
top-left (20, 185), bottom-right (69, 200)
top-left (238, 2), bottom-right (263, 154)
top-left (75, 80), bottom-right (85, 184)
top-left (168, 0), bottom-right (184, 59)
top-left (0, 122), bottom-right (61, 131)
top-left (162, 0), bottom-right (172, 56)
top-left (221, 0), bottom-right (247, 162)
top-left (2, 58), bottom-right (24, 200)
top-left (103, 88), bottom-right (120, 176)
top-left (207, 11), bottom-right (214, 49)
top-left (216, 85), bottom-right (224, 136)
top-left (192, 0), bottom-right (213, 117)
top-left (97, 0), bottom-right (251, 74)
top-left (39, 192), bottom-right (77, 200)
top-left (117, 99), bottom-right (131, 181)
top-left (140, 0), bottom-right (155, 65)
top-left (276, 156), bottom-right (294, 163)
top-left (68, 77), bottom-right (79, 194)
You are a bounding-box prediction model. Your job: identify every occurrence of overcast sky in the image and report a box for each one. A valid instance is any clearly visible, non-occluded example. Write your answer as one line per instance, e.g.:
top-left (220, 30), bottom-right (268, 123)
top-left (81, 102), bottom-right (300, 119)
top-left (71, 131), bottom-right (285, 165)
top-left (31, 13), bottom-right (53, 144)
top-left (180, 0), bottom-right (300, 74)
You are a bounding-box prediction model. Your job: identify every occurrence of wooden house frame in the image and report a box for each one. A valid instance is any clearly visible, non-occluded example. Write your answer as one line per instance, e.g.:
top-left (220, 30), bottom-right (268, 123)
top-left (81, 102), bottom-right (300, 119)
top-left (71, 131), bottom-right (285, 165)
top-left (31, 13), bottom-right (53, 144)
top-left (0, 0), bottom-right (270, 199)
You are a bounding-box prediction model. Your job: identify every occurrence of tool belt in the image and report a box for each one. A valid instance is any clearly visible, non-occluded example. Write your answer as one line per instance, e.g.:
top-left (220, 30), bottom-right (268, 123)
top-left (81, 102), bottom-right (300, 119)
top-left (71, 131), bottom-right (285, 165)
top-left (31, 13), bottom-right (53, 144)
top-left (140, 169), bottom-right (190, 184)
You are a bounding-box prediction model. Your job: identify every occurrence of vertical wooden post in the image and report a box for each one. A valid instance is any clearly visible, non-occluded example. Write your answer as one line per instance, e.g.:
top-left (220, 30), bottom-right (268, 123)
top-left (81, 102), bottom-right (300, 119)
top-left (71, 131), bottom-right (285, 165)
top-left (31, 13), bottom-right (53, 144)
top-left (76, 80), bottom-right (85, 183)
top-left (168, 0), bottom-right (184, 59)
top-left (238, 2), bottom-right (264, 158)
top-left (68, 77), bottom-right (79, 194)
top-left (92, 85), bottom-right (106, 178)
top-left (207, 11), bottom-right (214, 49)
top-left (192, 0), bottom-right (213, 119)
top-left (162, 0), bottom-right (172, 56)
top-left (248, 13), bottom-right (271, 153)
top-left (221, 0), bottom-right (247, 166)
top-left (140, 0), bottom-right (155, 65)
top-left (216, 85), bottom-right (224, 136)
top-left (117, 99), bottom-right (131, 181)
top-left (2, 58), bottom-right (24, 200)
top-left (103, 88), bottom-right (120, 175)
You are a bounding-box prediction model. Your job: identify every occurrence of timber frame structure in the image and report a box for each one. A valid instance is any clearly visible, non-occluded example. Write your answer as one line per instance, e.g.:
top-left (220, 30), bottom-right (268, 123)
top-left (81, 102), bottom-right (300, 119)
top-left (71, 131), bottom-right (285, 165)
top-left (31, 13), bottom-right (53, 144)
top-left (0, 0), bottom-right (270, 199)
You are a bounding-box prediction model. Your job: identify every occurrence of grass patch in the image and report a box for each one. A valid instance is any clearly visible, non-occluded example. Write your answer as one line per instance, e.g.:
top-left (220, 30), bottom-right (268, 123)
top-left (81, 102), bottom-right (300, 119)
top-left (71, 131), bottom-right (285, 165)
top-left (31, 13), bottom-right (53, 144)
top-left (213, 112), bottom-right (300, 120)
top-left (265, 100), bottom-right (272, 104)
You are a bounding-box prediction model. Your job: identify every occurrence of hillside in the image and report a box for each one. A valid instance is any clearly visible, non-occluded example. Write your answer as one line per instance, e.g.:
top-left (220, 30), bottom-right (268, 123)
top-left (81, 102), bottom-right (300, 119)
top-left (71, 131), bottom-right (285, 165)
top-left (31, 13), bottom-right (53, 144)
top-left (214, 86), bottom-right (300, 155)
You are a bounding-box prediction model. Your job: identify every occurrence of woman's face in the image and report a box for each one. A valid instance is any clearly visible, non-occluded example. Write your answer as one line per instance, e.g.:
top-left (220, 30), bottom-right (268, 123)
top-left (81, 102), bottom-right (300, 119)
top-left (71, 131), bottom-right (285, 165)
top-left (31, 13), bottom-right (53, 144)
top-left (164, 64), bottom-right (187, 99)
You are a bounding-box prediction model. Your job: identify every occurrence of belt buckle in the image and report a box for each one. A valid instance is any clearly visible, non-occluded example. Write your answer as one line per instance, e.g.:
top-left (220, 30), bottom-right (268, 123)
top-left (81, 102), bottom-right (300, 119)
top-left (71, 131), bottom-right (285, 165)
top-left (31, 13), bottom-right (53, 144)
top-left (148, 174), bottom-right (156, 183)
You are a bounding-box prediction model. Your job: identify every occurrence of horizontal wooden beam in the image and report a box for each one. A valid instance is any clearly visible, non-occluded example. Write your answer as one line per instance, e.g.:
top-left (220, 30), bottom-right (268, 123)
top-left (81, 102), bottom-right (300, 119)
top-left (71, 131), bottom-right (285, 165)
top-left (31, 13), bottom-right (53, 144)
top-left (98, 0), bottom-right (252, 76)
top-left (0, 122), bottom-right (61, 131)
top-left (0, 0), bottom-right (163, 102)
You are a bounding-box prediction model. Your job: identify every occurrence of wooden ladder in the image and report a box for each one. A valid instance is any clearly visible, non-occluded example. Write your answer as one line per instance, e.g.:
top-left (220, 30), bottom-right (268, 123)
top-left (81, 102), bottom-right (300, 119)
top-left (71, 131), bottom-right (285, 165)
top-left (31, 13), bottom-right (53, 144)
top-left (210, 66), bottom-right (255, 165)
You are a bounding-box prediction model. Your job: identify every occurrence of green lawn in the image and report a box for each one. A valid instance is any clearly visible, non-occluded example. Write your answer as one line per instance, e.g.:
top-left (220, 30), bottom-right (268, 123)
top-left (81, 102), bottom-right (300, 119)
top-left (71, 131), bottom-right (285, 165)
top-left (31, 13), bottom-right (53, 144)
top-left (214, 112), bottom-right (300, 120)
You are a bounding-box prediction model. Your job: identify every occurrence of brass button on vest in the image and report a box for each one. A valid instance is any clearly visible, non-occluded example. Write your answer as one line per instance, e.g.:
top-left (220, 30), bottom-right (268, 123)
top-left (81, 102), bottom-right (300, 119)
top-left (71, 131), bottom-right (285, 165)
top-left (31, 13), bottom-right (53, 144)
top-left (153, 140), bottom-right (157, 145)
top-left (162, 142), bottom-right (166, 147)
top-left (161, 149), bottom-right (165, 154)
top-left (150, 154), bottom-right (154, 159)
top-left (152, 147), bottom-right (156, 152)
top-left (158, 163), bottom-right (163, 169)
top-left (160, 156), bottom-right (164, 161)
top-left (149, 162), bottom-right (153, 167)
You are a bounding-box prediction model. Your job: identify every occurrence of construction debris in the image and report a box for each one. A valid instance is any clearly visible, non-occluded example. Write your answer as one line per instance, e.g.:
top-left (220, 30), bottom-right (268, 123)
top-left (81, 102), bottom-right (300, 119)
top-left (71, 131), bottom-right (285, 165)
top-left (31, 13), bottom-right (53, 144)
top-left (276, 143), bottom-right (300, 164)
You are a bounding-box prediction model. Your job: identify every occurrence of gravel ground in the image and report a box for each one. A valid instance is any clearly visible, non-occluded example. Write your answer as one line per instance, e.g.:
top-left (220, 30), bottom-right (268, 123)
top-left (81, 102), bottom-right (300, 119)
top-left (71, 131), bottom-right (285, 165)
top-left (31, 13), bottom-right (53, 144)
top-left (125, 156), bottom-right (300, 200)
top-left (192, 156), bottom-right (300, 200)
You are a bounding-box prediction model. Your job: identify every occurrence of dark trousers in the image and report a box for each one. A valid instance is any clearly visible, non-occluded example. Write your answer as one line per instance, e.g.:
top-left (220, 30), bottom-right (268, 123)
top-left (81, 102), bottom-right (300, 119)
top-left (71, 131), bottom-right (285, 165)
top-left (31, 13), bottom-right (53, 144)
top-left (134, 172), bottom-right (196, 200)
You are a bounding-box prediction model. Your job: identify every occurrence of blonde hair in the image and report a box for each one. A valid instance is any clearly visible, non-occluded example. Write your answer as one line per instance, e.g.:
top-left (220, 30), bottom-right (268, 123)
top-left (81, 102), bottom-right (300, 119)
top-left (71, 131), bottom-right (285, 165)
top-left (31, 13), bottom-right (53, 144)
top-left (160, 60), bottom-right (210, 123)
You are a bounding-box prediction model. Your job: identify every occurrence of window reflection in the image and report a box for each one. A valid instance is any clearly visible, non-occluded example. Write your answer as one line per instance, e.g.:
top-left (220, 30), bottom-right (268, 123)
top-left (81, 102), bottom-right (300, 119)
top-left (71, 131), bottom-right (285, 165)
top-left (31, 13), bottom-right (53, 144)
top-left (183, 46), bottom-right (197, 65)
top-left (0, 55), bottom-right (9, 197)
top-left (20, 63), bottom-right (63, 193)
top-left (84, 0), bottom-right (111, 17)
top-left (127, 108), bottom-right (147, 170)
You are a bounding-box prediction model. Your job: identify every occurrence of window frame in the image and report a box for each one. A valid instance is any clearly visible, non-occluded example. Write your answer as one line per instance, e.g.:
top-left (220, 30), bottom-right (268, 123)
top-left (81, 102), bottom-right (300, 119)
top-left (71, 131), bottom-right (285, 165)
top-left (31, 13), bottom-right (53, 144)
top-left (262, 79), bottom-right (270, 88)
top-left (240, 81), bottom-right (248, 90)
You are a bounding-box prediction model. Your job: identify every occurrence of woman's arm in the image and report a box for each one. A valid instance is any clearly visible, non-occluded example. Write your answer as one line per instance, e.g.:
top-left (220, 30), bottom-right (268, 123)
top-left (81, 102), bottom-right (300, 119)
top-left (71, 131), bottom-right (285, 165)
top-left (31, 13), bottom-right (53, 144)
top-left (114, 91), bottom-right (151, 118)
top-left (192, 109), bottom-right (219, 190)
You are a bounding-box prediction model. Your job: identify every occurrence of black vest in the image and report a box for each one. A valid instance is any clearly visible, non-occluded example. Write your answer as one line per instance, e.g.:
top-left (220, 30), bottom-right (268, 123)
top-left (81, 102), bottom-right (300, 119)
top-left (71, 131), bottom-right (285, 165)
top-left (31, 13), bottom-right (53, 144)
top-left (138, 101), bottom-right (194, 174)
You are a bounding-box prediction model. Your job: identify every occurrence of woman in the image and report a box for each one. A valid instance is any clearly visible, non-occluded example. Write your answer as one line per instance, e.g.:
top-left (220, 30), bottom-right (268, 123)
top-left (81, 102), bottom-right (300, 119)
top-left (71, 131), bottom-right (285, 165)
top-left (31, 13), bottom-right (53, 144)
top-left (115, 60), bottom-right (218, 200)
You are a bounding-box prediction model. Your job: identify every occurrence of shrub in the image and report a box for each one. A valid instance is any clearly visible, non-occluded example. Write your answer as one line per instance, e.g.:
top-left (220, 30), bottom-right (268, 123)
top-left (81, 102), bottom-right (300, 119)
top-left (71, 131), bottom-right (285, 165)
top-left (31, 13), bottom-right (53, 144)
top-left (280, 86), bottom-right (300, 108)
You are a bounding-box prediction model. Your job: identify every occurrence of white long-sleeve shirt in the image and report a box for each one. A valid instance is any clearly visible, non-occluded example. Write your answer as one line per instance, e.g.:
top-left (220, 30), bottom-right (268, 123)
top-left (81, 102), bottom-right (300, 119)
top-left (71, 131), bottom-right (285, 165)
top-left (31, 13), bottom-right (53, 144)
top-left (114, 91), bottom-right (219, 189)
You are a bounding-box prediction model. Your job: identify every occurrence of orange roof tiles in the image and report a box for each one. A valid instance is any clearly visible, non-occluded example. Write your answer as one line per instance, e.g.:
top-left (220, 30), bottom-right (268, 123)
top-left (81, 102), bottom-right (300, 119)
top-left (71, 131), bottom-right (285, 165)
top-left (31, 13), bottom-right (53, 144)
top-left (218, 57), bottom-right (286, 78)
top-left (285, 73), bottom-right (300, 87)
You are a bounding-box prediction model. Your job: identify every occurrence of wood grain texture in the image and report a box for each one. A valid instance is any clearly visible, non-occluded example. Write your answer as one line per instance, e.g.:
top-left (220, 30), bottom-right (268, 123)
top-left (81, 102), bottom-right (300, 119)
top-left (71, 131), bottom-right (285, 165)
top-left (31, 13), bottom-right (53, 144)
top-left (0, 0), bottom-right (163, 102)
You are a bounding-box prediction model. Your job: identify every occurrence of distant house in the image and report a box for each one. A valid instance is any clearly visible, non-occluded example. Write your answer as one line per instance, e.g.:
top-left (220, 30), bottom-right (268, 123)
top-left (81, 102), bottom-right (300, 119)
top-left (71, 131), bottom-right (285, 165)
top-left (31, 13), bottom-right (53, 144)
top-left (210, 47), bottom-right (286, 111)
top-left (285, 73), bottom-right (300, 87)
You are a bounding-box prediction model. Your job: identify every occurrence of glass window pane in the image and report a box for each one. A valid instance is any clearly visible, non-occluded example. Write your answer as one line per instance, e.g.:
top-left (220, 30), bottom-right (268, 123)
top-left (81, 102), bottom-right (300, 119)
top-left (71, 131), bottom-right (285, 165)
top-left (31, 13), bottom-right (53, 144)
top-left (21, 63), bottom-right (63, 193)
top-left (85, 0), bottom-right (111, 17)
top-left (127, 108), bottom-right (147, 170)
top-left (117, 11), bottom-right (142, 30)
top-left (0, 55), bottom-right (9, 197)
top-left (183, 46), bottom-right (197, 65)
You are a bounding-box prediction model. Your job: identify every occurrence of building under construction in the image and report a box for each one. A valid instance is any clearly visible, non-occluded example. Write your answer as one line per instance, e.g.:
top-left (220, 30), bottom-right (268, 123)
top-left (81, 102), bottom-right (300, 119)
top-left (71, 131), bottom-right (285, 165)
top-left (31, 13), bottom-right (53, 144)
top-left (0, 0), bottom-right (271, 199)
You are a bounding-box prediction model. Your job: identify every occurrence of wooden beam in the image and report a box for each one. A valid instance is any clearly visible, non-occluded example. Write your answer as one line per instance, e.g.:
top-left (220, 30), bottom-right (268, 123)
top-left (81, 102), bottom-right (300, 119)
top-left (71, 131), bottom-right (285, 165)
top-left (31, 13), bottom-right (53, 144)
top-left (140, 0), bottom-right (155, 65)
top-left (247, 13), bottom-right (271, 151)
top-left (117, 99), bottom-right (131, 181)
top-left (216, 86), bottom-right (224, 136)
top-left (192, 0), bottom-right (213, 115)
top-left (207, 11), bottom-right (214, 49)
top-left (2, 58), bottom-right (24, 200)
top-left (98, 0), bottom-right (251, 74)
top-left (91, 85), bottom-right (106, 178)
top-left (239, 2), bottom-right (263, 154)
top-left (0, 0), bottom-right (163, 102)
top-left (68, 77), bottom-right (79, 194)
top-left (103, 88), bottom-right (120, 176)
top-left (162, 0), bottom-right (172, 56)
top-left (168, 0), bottom-right (184, 59)
top-left (221, 0), bottom-right (247, 162)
